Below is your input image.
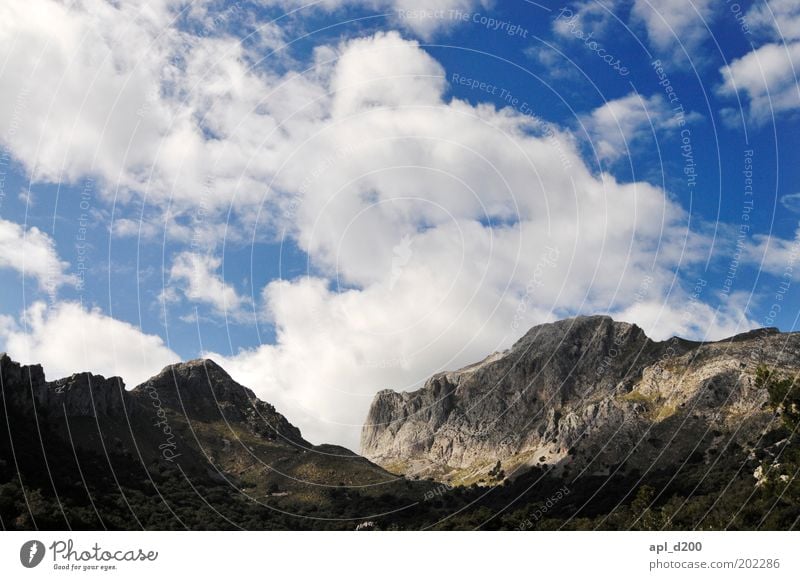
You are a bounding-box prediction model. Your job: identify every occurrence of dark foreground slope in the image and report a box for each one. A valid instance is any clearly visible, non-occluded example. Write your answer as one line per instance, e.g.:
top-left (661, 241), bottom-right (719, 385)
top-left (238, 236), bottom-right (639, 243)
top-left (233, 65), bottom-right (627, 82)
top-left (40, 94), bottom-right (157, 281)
top-left (0, 355), bottom-right (425, 530)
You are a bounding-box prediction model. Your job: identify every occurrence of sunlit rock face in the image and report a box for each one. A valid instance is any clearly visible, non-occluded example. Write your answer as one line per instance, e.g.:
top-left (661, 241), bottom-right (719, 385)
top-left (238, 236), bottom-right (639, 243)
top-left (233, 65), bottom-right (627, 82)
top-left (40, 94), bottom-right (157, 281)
top-left (361, 316), bottom-right (795, 483)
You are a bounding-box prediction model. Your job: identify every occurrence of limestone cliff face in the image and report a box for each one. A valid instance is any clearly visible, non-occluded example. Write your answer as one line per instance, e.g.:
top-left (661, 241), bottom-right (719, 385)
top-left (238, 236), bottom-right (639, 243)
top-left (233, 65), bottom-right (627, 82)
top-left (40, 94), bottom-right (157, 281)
top-left (360, 316), bottom-right (799, 482)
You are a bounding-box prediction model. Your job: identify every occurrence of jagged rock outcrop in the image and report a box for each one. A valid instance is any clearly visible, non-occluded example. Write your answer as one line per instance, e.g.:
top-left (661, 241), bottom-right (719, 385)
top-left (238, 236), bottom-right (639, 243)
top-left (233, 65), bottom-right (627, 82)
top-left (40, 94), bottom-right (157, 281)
top-left (0, 353), bottom-right (127, 419)
top-left (0, 354), bottom-right (305, 446)
top-left (0, 354), bottom-right (398, 496)
top-left (361, 316), bottom-right (799, 483)
top-left (133, 359), bottom-right (308, 446)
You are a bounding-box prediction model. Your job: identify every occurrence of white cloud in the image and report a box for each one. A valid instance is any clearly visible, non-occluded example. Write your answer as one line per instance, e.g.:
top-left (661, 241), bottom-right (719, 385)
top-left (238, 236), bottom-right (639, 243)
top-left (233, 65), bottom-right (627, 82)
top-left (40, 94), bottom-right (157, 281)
top-left (0, 0), bottom-right (179, 191)
top-left (580, 92), bottom-right (701, 162)
top-left (524, 45), bottom-right (579, 81)
top-left (780, 192), bottom-right (800, 213)
top-left (718, 1), bottom-right (800, 123)
top-left (554, 0), bottom-right (716, 60)
top-left (747, 0), bottom-right (800, 41)
top-left (718, 42), bottom-right (800, 123)
top-left (630, 0), bottom-right (717, 56)
top-left (330, 31), bottom-right (446, 116)
top-left (0, 0), bottom-right (306, 214)
top-left (0, 301), bottom-right (179, 387)
top-left (261, 0), bottom-right (488, 39)
top-left (210, 31), bottom-right (715, 450)
top-left (0, 314), bottom-right (17, 338)
top-left (392, 0), bottom-right (490, 39)
top-left (742, 228), bottom-right (800, 280)
top-left (110, 217), bottom-right (162, 240)
top-left (0, 217), bottom-right (77, 292)
top-left (166, 251), bottom-right (250, 319)
top-left (17, 189), bottom-right (34, 207)
top-left (615, 294), bottom-right (757, 342)
top-left (553, 1), bottom-right (616, 38)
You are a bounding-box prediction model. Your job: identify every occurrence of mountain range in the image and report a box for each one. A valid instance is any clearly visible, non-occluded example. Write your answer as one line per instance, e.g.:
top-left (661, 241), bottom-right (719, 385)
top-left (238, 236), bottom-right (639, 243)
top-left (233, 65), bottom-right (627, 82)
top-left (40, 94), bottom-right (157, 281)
top-left (1, 316), bottom-right (798, 530)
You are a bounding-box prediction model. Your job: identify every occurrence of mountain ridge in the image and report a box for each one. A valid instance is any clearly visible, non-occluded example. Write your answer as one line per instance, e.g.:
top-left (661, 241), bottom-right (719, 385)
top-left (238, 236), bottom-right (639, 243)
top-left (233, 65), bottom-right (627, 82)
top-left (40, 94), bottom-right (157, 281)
top-left (1, 315), bottom-right (798, 530)
top-left (0, 352), bottom-right (413, 504)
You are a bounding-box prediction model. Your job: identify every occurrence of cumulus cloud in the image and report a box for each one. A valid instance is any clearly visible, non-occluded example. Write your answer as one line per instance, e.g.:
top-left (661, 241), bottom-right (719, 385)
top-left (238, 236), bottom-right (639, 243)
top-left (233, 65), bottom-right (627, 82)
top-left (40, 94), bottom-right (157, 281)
top-left (0, 0), bottom-right (177, 190)
top-left (615, 293), bottom-right (757, 342)
top-left (0, 301), bottom-right (179, 387)
top-left (780, 192), bottom-right (800, 213)
top-left (0, 217), bottom-right (77, 292)
top-left (0, 0), bottom-right (309, 214)
top-left (0, 314), bottom-right (17, 338)
top-left (580, 92), bottom-right (702, 163)
top-left (208, 31), bottom-right (718, 449)
top-left (719, 42), bottom-right (800, 124)
top-left (110, 217), bottom-right (162, 240)
top-left (718, 0), bottom-right (800, 123)
top-left (554, 0), bottom-right (716, 60)
top-left (747, 0), bottom-right (800, 41)
top-left (630, 0), bottom-right (717, 57)
top-left (742, 228), bottom-right (800, 281)
top-left (631, 0), bottom-right (715, 50)
top-left (165, 251), bottom-right (250, 320)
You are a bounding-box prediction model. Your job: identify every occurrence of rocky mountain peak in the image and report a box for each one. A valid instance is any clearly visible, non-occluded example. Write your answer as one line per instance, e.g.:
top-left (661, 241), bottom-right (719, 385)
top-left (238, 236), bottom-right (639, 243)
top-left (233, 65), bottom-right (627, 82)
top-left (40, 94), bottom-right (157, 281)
top-left (0, 352), bottom-right (46, 388)
top-left (133, 358), bottom-right (254, 414)
top-left (510, 315), bottom-right (645, 353)
top-left (132, 358), bottom-right (309, 447)
top-left (361, 317), bottom-right (800, 483)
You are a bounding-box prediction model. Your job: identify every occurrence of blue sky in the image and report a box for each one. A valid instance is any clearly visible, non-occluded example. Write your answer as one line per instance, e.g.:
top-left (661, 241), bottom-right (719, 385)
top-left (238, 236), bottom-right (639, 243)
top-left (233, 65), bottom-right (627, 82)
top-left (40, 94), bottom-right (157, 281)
top-left (1, 0), bottom-right (799, 448)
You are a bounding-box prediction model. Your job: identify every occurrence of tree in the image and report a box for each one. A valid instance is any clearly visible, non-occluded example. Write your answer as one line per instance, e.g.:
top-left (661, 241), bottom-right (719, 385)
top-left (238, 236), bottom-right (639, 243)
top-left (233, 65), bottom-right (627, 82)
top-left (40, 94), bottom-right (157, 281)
top-left (754, 366), bottom-right (800, 508)
top-left (629, 485), bottom-right (660, 530)
top-left (756, 366), bottom-right (800, 431)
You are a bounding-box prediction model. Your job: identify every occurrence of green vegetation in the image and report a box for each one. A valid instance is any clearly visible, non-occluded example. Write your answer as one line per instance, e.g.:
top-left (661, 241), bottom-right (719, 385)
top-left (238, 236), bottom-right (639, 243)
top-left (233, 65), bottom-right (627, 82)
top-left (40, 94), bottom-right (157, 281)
top-left (753, 366), bottom-right (800, 510)
top-left (756, 366), bottom-right (800, 431)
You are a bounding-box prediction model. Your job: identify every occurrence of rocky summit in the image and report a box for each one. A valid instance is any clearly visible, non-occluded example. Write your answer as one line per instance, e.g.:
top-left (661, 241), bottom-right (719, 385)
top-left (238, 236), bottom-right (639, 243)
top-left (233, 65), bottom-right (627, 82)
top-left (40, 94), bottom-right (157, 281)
top-left (361, 315), bottom-right (800, 484)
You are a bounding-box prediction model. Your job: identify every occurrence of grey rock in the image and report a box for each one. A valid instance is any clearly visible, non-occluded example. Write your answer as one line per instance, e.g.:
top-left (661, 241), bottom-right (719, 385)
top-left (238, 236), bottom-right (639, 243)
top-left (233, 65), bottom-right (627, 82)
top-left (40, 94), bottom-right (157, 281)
top-left (360, 316), bottom-right (798, 481)
top-left (1, 353), bottom-right (400, 496)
